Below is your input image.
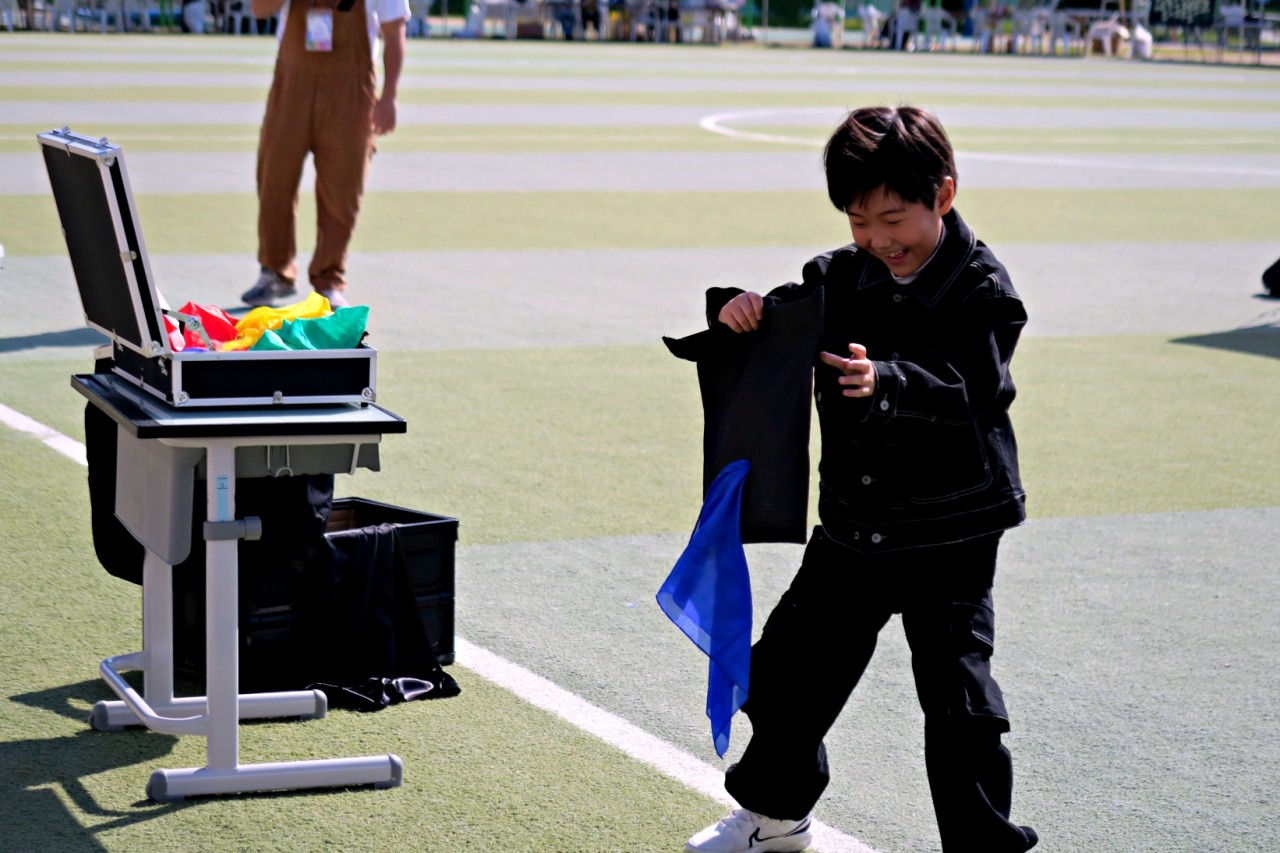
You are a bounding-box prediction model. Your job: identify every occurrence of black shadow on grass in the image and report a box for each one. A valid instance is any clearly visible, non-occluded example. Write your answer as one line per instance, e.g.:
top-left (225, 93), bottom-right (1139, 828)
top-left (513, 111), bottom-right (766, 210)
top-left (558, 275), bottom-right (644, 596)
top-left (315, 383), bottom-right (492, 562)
top-left (0, 328), bottom-right (106, 353)
top-left (3, 681), bottom-right (183, 849)
top-left (1171, 322), bottom-right (1280, 361)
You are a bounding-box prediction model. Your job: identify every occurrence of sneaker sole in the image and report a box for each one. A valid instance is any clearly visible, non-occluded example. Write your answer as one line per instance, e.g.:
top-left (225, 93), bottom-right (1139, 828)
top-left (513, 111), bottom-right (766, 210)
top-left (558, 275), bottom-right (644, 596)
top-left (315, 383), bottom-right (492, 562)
top-left (684, 830), bottom-right (813, 853)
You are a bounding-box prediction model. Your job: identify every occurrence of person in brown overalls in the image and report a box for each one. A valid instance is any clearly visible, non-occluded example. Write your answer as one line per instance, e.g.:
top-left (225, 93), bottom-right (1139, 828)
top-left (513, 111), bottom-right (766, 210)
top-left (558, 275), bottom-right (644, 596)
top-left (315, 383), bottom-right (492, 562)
top-left (242, 0), bottom-right (408, 308)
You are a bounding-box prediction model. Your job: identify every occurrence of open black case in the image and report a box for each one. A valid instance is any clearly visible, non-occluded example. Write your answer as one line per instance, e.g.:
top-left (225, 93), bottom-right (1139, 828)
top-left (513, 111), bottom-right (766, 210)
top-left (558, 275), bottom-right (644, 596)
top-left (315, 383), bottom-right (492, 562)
top-left (38, 127), bottom-right (378, 408)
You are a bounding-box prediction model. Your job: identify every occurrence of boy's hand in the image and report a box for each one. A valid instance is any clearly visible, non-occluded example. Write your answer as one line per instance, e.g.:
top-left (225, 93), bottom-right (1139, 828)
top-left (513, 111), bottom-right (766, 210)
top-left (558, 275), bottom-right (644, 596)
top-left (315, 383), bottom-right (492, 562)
top-left (718, 292), bottom-right (764, 333)
top-left (819, 343), bottom-right (877, 398)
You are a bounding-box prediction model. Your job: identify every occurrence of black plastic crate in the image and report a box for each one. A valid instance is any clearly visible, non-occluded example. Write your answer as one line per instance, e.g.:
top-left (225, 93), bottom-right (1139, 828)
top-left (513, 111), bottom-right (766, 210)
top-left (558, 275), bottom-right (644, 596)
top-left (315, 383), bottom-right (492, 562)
top-left (327, 497), bottom-right (457, 666)
top-left (173, 495), bottom-right (457, 689)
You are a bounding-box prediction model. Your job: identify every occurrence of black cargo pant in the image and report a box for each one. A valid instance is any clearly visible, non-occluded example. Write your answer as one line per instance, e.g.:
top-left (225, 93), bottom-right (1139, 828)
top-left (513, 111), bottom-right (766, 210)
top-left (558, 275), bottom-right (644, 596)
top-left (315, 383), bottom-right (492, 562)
top-left (725, 527), bottom-right (1036, 852)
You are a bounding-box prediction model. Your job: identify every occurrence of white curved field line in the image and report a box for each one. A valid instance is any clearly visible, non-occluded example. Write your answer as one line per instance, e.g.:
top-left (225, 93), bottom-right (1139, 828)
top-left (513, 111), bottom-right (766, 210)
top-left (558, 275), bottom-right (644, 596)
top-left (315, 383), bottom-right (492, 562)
top-left (699, 108), bottom-right (1280, 177)
top-left (0, 403), bottom-right (878, 853)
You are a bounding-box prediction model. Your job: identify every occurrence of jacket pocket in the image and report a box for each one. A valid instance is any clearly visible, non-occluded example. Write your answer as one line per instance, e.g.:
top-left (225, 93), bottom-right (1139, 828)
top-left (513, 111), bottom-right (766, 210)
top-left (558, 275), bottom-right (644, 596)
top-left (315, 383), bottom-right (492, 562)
top-left (901, 419), bottom-right (992, 504)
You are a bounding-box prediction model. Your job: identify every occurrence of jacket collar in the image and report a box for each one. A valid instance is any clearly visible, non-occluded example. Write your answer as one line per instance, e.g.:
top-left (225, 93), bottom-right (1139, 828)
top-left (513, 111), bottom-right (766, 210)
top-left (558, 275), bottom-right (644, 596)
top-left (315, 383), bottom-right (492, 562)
top-left (856, 208), bottom-right (977, 308)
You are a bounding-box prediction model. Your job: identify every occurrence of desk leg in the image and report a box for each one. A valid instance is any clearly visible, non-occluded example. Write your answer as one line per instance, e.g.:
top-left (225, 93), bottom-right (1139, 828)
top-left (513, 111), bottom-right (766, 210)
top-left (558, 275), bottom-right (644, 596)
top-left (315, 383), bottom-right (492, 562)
top-left (146, 442), bottom-right (402, 802)
top-left (89, 549), bottom-right (180, 731)
top-left (92, 544), bottom-right (328, 732)
top-left (205, 445), bottom-right (240, 770)
top-left (144, 548), bottom-right (177, 708)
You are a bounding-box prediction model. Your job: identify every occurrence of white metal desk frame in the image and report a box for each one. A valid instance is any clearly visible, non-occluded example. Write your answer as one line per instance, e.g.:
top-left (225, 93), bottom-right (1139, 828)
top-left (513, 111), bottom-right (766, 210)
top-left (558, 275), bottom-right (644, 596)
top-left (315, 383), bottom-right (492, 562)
top-left (79, 374), bottom-right (407, 803)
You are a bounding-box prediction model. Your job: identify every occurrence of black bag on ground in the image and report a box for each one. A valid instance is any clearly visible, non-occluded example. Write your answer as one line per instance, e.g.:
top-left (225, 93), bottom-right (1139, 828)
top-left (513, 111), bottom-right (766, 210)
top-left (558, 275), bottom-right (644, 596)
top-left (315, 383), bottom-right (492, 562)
top-left (1263, 255), bottom-right (1280, 297)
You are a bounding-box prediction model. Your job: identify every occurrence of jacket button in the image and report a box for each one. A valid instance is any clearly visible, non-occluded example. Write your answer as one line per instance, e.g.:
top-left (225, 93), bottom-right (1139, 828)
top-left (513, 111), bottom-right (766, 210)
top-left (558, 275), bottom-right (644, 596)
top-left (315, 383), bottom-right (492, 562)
top-left (870, 533), bottom-right (883, 544)
top-left (879, 400), bottom-right (889, 411)
top-left (861, 475), bottom-right (872, 485)
top-left (816, 391), bottom-right (822, 402)
top-left (893, 293), bottom-right (904, 303)
top-left (891, 352), bottom-right (900, 359)
top-left (853, 532), bottom-right (860, 540)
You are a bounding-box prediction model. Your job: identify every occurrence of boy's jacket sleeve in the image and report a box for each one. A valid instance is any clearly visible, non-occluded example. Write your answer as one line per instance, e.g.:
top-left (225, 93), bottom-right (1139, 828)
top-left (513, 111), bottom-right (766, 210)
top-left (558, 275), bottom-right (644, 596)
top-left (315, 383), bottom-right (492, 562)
top-left (662, 288), bottom-right (823, 544)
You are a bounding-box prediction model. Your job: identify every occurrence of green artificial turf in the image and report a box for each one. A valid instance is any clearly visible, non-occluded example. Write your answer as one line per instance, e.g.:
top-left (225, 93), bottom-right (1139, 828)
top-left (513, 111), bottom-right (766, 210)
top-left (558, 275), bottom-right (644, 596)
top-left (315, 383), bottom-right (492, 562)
top-left (0, 430), bottom-right (726, 853)
top-left (3, 188), bottom-right (1277, 259)
top-left (6, 332), bottom-right (1279, 551)
top-left (9, 123), bottom-right (1280, 156)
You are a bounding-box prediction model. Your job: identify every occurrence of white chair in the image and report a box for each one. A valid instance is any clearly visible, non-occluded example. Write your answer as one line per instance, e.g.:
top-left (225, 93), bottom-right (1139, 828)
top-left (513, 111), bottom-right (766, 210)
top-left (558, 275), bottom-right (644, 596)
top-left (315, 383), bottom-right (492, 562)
top-left (680, 0), bottom-right (724, 43)
top-left (1047, 9), bottom-right (1083, 55)
top-left (1017, 11), bottom-right (1048, 53)
top-left (1009, 0), bottom-right (1054, 54)
top-left (1085, 13), bottom-right (1129, 56)
top-left (919, 4), bottom-right (955, 50)
top-left (713, 0), bottom-right (744, 40)
top-left (968, 3), bottom-right (995, 52)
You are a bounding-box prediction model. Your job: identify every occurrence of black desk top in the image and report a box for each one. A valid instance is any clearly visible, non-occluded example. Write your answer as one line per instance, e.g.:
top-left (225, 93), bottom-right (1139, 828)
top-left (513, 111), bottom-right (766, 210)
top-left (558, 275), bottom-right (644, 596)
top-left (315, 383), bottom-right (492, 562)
top-left (74, 373), bottom-right (408, 440)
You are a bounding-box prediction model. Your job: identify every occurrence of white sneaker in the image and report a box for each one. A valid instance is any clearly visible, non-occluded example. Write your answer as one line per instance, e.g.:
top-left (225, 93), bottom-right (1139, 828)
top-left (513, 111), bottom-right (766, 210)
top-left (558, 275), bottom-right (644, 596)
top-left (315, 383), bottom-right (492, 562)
top-left (314, 287), bottom-right (350, 308)
top-left (685, 808), bottom-right (813, 853)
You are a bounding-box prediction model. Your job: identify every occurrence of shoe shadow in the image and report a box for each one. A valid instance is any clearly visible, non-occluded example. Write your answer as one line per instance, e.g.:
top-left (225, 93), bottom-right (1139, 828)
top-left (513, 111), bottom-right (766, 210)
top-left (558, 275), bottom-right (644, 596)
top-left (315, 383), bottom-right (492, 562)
top-left (1171, 321), bottom-right (1280, 362)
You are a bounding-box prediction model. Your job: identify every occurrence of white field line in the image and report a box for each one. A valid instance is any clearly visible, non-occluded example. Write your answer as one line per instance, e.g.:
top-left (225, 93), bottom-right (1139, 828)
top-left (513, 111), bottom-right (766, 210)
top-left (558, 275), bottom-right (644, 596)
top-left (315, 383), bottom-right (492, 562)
top-left (0, 403), bottom-right (86, 465)
top-left (456, 637), bottom-right (880, 853)
top-left (698, 109), bottom-right (1280, 178)
top-left (0, 404), bottom-right (879, 853)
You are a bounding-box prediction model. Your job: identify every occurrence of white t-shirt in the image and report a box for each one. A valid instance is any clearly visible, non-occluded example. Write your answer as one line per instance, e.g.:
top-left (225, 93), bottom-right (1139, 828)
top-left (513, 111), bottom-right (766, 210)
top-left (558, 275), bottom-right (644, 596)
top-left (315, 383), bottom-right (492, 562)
top-left (275, 0), bottom-right (409, 63)
top-left (890, 223), bottom-right (947, 286)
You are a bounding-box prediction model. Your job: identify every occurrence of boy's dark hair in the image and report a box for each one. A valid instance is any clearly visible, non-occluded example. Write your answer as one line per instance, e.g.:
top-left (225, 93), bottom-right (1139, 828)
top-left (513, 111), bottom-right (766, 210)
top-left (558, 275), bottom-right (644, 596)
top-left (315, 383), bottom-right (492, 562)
top-left (823, 106), bottom-right (957, 213)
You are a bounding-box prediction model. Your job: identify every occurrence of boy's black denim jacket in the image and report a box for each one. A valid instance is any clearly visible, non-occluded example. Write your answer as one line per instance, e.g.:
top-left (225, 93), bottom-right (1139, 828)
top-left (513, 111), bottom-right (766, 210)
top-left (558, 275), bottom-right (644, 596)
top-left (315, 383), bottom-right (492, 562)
top-left (708, 208), bottom-right (1027, 553)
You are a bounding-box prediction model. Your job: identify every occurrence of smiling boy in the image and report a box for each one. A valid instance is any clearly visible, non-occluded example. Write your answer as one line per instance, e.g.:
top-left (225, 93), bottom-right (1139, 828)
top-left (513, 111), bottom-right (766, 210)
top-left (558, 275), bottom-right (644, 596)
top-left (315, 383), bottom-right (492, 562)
top-left (686, 106), bottom-right (1038, 853)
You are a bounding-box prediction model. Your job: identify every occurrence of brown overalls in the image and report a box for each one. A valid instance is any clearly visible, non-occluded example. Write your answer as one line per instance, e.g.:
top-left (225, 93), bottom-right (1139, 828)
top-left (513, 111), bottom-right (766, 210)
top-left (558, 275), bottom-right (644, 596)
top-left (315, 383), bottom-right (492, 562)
top-left (256, 0), bottom-right (377, 292)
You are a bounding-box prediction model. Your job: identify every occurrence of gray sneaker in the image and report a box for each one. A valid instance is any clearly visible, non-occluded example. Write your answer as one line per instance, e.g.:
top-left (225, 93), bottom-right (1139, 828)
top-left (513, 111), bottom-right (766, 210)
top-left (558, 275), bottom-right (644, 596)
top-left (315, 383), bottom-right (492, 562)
top-left (241, 269), bottom-right (297, 307)
top-left (315, 288), bottom-right (350, 308)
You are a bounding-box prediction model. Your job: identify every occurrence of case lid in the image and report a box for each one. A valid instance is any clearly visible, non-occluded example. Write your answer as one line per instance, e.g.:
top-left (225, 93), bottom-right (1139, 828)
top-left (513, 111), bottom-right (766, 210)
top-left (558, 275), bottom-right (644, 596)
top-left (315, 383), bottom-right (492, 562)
top-left (38, 128), bottom-right (169, 359)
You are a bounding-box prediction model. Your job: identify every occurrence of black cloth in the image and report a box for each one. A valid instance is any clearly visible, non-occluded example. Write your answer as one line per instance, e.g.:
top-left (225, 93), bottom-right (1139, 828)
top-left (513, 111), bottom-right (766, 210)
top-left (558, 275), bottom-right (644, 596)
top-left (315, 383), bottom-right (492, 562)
top-left (663, 288), bottom-right (823, 544)
top-left (85, 400), bottom-right (146, 585)
top-left (707, 208), bottom-right (1027, 553)
top-left (304, 523), bottom-right (459, 709)
top-left (725, 528), bottom-right (1035, 852)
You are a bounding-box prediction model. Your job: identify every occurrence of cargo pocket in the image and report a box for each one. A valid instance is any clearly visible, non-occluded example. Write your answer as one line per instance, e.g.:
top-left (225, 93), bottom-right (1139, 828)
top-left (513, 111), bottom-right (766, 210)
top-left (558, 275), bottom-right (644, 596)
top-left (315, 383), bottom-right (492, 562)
top-left (951, 601), bottom-right (1010, 731)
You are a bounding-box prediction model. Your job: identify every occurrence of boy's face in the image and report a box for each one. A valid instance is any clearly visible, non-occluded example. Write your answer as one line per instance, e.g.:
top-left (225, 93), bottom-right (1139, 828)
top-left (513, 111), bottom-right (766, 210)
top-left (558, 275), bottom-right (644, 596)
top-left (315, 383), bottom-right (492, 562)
top-left (845, 177), bottom-right (955, 277)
